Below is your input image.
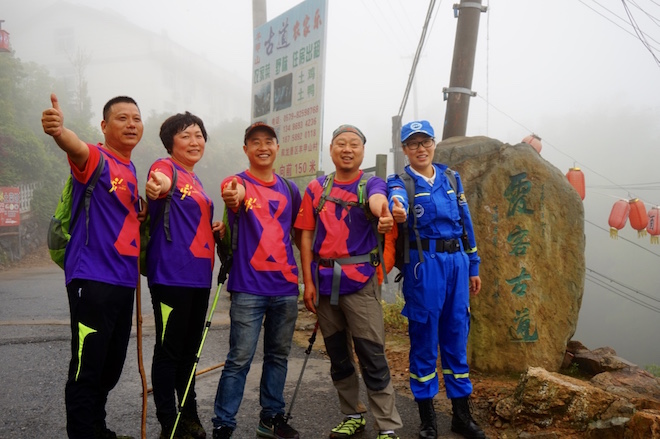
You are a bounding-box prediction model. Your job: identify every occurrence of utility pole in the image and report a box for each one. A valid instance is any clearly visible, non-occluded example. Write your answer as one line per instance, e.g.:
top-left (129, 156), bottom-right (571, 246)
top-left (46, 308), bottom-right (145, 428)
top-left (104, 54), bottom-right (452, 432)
top-left (442, 0), bottom-right (487, 140)
top-left (253, 0), bottom-right (267, 28)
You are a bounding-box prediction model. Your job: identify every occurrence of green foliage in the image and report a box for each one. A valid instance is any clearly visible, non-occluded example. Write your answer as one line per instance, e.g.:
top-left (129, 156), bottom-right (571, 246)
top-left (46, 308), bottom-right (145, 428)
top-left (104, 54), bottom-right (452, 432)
top-left (381, 293), bottom-right (407, 333)
top-left (645, 364), bottom-right (660, 377)
top-left (0, 52), bottom-right (90, 228)
top-left (0, 51), bottom-right (254, 235)
top-left (561, 362), bottom-right (582, 378)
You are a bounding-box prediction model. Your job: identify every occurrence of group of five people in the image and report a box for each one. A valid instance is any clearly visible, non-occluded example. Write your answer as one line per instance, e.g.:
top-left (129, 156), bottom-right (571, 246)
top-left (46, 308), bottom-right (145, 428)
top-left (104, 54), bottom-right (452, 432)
top-left (41, 94), bottom-right (485, 439)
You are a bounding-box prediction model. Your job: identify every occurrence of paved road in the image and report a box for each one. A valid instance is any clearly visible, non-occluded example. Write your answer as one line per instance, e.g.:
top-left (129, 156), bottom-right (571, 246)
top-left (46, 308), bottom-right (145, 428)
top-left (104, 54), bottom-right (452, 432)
top-left (0, 263), bottom-right (462, 439)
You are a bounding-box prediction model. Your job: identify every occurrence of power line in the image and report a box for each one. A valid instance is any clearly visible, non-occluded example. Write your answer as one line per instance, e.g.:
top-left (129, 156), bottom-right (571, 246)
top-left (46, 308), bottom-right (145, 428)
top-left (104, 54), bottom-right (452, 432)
top-left (579, 0), bottom-right (660, 50)
top-left (621, 0), bottom-right (660, 67)
top-left (587, 268), bottom-right (660, 303)
top-left (584, 219), bottom-right (660, 257)
top-left (629, 0), bottom-right (660, 27)
top-left (474, 94), bottom-right (660, 206)
top-left (585, 273), bottom-right (660, 313)
top-left (398, 0), bottom-right (438, 117)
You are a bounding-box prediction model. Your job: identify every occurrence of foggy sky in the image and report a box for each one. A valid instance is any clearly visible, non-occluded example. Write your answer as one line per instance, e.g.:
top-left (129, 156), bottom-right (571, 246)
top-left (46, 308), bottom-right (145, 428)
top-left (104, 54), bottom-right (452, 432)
top-left (4, 0), bottom-right (660, 366)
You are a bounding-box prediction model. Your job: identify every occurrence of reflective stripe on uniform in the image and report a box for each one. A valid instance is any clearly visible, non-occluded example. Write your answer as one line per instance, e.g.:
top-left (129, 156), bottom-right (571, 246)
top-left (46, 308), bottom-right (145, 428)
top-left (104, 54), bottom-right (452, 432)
top-left (410, 369), bottom-right (437, 383)
top-left (442, 368), bottom-right (470, 379)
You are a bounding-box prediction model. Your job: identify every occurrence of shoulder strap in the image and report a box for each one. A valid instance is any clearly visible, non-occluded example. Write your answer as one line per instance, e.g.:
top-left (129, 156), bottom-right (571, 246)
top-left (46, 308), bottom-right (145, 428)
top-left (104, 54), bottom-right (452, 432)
top-left (162, 166), bottom-right (178, 242)
top-left (230, 178), bottom-right (247, 253)
top-left (83, 153), bottom-right (105, 245)
top-left (444, 167), bottom-right (458, 194)
top-left (315, 173), bottom-right (334, 215)
top-left (360, 175), bottom-right (387, 284)
top-left (281, 176), bottom-right (296, 226)
top-left (400, 171), bottom-right (424, 264)
top-left (444, 167), bottom-right (468, 245)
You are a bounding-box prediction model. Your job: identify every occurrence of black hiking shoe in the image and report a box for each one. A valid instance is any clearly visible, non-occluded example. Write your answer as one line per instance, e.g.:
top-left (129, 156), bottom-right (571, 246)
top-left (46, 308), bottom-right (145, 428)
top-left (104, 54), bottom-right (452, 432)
top-left (451, 397), bottom-right (486, 439)
top-left (212, 426), bottom-right (234, 439)
top-left (181, 412), bottom-right (207, 439)
top-left (159, 424), bottom-right (194, 439)
top-left (93, 421), bottom-right (134, 439)
top-left (417, 398), bottom-right (437, 439)
top-left (256, 413), bottom-right (300, 439)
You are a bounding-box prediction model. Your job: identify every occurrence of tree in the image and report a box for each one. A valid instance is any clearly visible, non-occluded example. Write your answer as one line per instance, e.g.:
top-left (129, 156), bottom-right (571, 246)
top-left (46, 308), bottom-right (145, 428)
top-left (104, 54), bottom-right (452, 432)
top-left (0, 51), bottom-right (96, 224)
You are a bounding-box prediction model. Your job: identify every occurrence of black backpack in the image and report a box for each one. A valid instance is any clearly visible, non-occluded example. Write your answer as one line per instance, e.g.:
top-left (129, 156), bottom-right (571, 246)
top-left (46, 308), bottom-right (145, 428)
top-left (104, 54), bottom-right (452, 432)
top-left (393, 167), bottom-right (468, 279)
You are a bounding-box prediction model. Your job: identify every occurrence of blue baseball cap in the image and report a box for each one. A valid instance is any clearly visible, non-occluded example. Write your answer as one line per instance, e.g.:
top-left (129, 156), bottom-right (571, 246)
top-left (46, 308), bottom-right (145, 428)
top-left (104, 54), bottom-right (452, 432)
top-left (401, 120), bottom-right (434, 143)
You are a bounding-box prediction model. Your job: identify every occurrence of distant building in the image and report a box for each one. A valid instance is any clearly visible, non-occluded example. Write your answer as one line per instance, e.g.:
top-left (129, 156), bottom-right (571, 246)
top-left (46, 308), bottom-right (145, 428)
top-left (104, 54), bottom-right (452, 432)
top-left (8, 0), bottom-right (250, 125)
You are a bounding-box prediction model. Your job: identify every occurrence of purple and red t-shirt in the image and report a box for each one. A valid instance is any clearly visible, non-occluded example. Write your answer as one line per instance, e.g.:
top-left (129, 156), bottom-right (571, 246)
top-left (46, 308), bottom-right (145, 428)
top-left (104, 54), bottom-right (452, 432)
top-left (65, 144), bottom-right (140, 287)
top-left (295, 171), bottom-right (386, 295)
top-left (146, 158), bottom-right (215, 288)
top-left (223, 170), bottom-right (301, 297)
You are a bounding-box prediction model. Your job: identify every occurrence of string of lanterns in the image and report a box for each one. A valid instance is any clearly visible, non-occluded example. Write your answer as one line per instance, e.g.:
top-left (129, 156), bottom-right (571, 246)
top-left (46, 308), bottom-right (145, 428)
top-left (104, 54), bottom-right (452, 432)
top-left (521, 134), bottom-right (659, 243)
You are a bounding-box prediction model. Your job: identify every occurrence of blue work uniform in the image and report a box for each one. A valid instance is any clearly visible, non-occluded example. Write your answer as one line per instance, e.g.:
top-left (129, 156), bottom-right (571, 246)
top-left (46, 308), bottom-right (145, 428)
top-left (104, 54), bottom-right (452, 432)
top-left (387, 163), bottom-right (480, 400)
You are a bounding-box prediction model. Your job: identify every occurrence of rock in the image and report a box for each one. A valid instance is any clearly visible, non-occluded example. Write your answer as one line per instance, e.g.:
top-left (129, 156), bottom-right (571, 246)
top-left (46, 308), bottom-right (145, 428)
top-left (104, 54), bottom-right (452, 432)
top-left (435, 136), bottom-right (585, 373)
top-left (562, 351), bottom-right (574, 370)
top-left (626, 409), bottom-right (660, 438)
top-left (566, 340), bottom-right (588, 354)
top-left (496, 367), bottom-right (618, 431)
top-left (590, 368), bottom-right (660, 409)
top-left (495, 366), bottom-right (660, 437)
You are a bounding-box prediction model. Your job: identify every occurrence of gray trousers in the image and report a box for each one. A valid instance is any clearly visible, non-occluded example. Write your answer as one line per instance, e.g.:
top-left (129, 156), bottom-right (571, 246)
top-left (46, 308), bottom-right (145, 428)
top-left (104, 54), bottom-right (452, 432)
top-left (316, 275), bottom-right (403, 432)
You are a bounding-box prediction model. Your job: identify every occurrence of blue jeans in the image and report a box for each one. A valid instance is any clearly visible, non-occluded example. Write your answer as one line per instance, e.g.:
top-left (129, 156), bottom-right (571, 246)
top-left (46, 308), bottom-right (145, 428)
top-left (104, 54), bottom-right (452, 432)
top-left (212, 292), bottom-right (298, 429)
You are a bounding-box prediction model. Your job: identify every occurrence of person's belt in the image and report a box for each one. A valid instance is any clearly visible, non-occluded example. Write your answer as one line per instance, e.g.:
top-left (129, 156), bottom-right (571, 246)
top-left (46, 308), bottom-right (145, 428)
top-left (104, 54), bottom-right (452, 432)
top-left (314, 251), bottom-right (379, 306)
top-left (414, 238), bottom-right (461, 253)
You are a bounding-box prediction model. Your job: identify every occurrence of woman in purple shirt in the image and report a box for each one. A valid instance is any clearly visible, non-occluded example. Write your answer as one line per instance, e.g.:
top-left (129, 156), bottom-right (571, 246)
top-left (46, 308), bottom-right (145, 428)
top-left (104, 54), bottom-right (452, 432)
top-left (145, 112), bottom-right (222, 439)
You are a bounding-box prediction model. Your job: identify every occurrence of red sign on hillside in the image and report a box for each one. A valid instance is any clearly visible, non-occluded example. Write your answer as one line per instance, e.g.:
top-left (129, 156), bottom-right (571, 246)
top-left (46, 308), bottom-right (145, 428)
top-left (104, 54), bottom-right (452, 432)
top-left (0, 187), bottom-right (20, 226)
top-left (0, 30), bottom-right (10, 52)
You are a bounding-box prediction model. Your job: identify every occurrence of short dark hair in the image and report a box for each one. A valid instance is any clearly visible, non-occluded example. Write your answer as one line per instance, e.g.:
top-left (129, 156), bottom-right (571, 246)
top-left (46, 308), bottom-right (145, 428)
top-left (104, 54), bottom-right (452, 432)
top-left (102, 96), bottom-right (139, 121)
top-left (159, 111), bottom-right (208, 154)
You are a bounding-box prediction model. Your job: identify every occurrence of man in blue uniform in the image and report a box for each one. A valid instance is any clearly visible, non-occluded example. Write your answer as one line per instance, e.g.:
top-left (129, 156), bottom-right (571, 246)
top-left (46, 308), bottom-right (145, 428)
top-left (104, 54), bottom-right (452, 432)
top-left (387, 120), bottom-right (485, 439)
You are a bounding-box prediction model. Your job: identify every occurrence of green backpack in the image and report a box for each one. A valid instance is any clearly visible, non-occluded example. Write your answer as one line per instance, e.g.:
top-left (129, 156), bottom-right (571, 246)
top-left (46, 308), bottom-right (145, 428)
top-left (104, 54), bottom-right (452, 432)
top-left (47, 154), bottom-right (105, 269)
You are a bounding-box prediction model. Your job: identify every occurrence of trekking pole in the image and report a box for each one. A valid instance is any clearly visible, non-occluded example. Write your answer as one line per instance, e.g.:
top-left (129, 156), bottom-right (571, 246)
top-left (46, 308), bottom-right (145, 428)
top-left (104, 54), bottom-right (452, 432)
top-left (284, 320), bottom-right (320, 423)
top-left (170, 231), bottom-right (231, 439)
top-left (136, 263), bottom-right (148, 439)
top-left (137, 199), bottom-right (148, 439)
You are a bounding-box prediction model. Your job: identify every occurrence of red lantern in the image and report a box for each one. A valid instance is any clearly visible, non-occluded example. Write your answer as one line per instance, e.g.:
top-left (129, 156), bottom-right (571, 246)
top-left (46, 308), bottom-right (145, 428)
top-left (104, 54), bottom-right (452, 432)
top-left (522, 134), bottom-right (542, 154)
top-left (629, 198), bottom-right (648, 238)
top-left (566, 167), bottom-right (585, 200)
top-left (608, 200), bottom-right (629, 239)
top-left (648, 207), bottom-right (660, 244)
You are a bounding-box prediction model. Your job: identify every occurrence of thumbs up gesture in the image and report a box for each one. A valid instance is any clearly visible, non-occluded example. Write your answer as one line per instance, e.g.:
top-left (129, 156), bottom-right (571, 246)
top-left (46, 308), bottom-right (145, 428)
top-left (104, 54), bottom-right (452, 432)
top-left (391, 197), bottom-right (407, 224)
top-left (145, 171), bottom-right (164, 200)
top-left (377, 201), bottom-right (394, 234)
top-left (42, 93), bottom-right (64, 137)
top-left (222, 177), bottom-right (241, 209)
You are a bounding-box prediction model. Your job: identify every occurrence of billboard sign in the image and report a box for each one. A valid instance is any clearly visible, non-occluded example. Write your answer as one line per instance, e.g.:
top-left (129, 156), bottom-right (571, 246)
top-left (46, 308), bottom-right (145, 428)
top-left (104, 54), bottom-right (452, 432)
top-left (0, 187), bottom-right (20, 226)
top-left (252, 0), bottom-right (328, 178)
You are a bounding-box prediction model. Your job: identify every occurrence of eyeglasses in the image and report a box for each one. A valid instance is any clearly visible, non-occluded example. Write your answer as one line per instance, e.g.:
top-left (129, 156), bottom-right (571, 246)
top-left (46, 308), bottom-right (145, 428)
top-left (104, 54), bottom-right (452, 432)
top-left (404, 137), bottom-right (435, 151)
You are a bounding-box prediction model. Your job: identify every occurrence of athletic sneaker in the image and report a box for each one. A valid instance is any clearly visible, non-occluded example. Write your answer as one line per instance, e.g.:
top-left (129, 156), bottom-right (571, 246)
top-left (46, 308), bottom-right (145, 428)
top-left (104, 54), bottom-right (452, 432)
top-left (212, 426), bottom-right (234, 439)
top-left (376, 433), bottom-right (399, 439)
top-left (329, 415), bottom-right (366, 438)
top-left (256, 413), bottom-right (300, 439)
